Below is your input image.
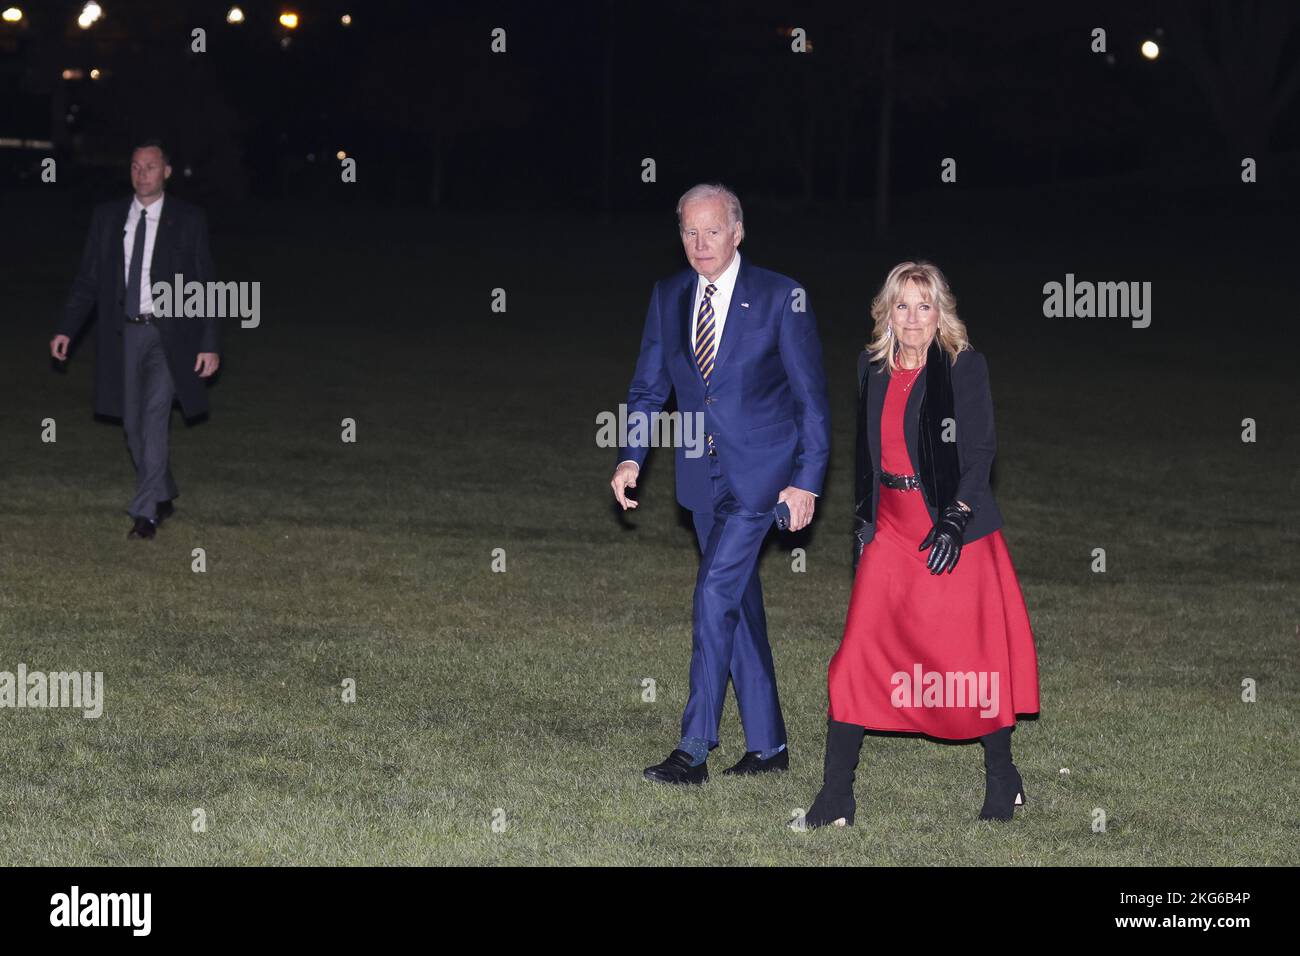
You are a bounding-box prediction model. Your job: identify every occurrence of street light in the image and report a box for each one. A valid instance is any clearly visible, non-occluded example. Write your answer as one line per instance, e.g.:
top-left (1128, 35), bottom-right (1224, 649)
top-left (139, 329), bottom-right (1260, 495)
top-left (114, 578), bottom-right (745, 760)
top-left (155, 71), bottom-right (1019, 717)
top-left (226, 6), bottom-right (244, 24)
top-left (278, 11), bottom-right (299, 29)
top-left (1, 7), bottom-right (23, 23)
top-left (77, 2), bottom-right (103, 29)
top-left (1141, 40), bottom-right (1159, 60)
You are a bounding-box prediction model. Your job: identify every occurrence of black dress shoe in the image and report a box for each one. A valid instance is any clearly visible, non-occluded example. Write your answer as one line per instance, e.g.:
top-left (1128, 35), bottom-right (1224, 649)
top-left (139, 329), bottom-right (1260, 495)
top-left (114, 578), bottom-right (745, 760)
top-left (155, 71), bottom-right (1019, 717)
top-left (127, 516), bottom-right (157, 540)
top-left (722, 748), bottom-right (789, 776)
top-left (643, 749), bottom-right (708, 786)
top-left (155, 500), bottom-right (175, 524)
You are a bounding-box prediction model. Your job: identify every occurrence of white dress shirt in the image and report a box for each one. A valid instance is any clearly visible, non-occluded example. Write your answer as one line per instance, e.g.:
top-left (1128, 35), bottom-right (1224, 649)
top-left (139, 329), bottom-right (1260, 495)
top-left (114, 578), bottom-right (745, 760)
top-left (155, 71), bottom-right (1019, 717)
top-left (122, 193), bottom-right (165, 315)
top-left (690, 249), bottom-right (741, 352)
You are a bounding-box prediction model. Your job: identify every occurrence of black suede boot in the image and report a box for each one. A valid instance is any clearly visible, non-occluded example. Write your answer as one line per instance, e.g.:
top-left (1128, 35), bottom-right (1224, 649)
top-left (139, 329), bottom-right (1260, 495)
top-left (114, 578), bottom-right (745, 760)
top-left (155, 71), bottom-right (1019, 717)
top-left (978, 725), bottom-right (1026, 821)
top-left (796, 719), bottom-right (865, 829)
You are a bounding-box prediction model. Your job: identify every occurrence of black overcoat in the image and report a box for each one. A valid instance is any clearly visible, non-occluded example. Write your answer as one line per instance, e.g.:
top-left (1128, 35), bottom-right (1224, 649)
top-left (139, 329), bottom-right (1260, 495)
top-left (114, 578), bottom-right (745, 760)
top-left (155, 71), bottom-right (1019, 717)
top-left (58, 194), bottom-right (219, 419)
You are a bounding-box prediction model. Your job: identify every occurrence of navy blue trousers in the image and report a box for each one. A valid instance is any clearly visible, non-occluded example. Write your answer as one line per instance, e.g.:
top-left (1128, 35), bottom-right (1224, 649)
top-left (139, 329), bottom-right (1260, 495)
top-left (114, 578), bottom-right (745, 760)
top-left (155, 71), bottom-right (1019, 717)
top-left (680, 454), bottom-right (787, 752)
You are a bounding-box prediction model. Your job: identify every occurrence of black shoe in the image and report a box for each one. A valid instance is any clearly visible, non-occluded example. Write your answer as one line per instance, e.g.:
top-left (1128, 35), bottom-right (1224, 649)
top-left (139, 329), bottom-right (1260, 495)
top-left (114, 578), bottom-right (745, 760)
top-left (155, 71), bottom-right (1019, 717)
top-left (127, 516), bottom-right (157, 540)
top-left (643, 749), bottom-right (708, 786)
top-left (155, 500), bottom-right (175, 524)
top-left (979, 766), bottom-right (1027, 821)
top-left (722, 748), bottom-right (789, 776)
top-left (792, 719), bottom-right (864, 830)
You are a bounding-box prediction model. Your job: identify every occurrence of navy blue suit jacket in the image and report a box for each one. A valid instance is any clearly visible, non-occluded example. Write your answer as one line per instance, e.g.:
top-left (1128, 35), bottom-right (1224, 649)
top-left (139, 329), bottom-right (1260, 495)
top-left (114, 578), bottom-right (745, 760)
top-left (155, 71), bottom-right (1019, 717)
top-left (619, 256), bottom-right (831, 513)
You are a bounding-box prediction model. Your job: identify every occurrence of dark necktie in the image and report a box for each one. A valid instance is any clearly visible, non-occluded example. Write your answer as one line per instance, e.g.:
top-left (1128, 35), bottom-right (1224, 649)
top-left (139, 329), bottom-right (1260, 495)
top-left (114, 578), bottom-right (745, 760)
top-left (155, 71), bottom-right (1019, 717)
top-left (124, 206), bottom-right (148, 318)
top-left (694, 283), bottom-right (718, 382)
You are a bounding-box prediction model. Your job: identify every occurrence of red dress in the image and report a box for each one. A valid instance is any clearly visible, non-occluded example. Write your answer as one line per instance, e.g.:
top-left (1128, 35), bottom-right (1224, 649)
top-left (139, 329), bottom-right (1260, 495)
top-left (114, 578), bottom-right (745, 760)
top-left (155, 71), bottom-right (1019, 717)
top-left (827, 364), bottom-right (1040, 739)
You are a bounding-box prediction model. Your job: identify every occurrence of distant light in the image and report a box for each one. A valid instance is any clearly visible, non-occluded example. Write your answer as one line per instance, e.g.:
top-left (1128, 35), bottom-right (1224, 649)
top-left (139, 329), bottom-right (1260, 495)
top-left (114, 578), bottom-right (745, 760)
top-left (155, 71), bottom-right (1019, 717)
top-left (336, 150), bottom-right (346, 160)
top-left (306, 152), bottom-right (316, 162)
top-left (340, 13), bottom-right (351, 25)
top-left (183, 165), bottom-right (193, 177)
top-left (1141, 40), bottom-right (1159, 60)
top-left (77, 2), bottom-right (103, 29)
top-left (1, 7), bottom-right (22, 23)
top-left (61, 68), bottom-right (85, 80)
top-left (279, 36), bottom-right (291, 49)
top-left (278, 11), bottom-right (299, 29)
top-left (89, 68), bottom-right (101, 79)
top-left (226, 6), bottom-right (244, 24)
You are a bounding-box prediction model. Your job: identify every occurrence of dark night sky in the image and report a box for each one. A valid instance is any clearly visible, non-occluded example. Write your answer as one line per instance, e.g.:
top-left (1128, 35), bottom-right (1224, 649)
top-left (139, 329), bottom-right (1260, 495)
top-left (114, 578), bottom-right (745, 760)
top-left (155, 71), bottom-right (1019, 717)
top-left (3, 0), bottom-right (1299, 212)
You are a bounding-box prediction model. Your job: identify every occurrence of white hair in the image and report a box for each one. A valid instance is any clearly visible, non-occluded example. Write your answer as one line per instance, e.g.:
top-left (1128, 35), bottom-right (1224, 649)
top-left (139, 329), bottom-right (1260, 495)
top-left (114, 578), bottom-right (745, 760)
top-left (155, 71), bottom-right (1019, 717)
top-left (676, 183), bottom-right (744, 230)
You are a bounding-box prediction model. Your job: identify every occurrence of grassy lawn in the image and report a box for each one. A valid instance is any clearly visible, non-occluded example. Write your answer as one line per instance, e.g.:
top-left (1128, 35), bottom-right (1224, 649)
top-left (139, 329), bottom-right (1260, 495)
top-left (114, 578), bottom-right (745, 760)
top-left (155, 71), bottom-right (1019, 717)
top-left (1, 189), bottom-right (1295, 865)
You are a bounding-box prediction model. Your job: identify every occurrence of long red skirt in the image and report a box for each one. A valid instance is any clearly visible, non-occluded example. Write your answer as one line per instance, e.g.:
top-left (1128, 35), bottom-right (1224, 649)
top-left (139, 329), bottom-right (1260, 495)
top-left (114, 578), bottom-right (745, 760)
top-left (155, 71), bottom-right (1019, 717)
top-left (827, 484), bottom-right (1041, 740)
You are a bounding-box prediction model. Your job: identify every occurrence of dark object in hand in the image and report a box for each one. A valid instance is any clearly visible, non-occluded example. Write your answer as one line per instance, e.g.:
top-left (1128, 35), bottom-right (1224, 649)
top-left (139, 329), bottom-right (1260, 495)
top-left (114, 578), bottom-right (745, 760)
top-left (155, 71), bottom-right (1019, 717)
top-left (774, 501), bottom-right (792, 531)
top-left (918, 504), bottom-right (971, 575)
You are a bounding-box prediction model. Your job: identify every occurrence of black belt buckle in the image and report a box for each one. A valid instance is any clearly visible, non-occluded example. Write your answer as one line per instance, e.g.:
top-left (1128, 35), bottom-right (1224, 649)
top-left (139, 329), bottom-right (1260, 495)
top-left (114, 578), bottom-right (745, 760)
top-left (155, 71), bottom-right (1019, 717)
top-left (881, 470), bottom-right (921, 491)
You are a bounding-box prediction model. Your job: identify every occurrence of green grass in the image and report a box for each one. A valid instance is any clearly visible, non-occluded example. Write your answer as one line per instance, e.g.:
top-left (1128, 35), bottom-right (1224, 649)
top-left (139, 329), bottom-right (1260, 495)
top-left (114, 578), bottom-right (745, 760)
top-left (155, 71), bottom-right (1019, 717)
top-left (1, 198), bottom-right (1296, 864)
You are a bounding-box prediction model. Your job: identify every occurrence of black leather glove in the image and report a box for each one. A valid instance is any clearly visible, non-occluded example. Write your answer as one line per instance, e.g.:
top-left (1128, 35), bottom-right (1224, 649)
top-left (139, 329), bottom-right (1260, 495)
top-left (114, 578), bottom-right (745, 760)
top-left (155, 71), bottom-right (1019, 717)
top-left (918, 503), bottom-right (971, 575)
top-left (853, 516), bottom-right (871, 571)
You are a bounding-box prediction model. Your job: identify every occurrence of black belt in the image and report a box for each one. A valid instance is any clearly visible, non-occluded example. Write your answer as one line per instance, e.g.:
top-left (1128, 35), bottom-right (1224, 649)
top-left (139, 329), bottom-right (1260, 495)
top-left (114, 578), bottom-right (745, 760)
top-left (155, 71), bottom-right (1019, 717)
top-left (124, 313), bottom-right (156, 325)
top-left (880, 469), bottom-right (922, 491)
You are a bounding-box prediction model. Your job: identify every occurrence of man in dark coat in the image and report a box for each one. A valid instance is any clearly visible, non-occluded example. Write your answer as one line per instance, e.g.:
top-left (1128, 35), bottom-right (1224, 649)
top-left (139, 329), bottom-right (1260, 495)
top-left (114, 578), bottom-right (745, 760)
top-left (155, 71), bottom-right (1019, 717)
top-left (49, 140), bottom-right (220, 540)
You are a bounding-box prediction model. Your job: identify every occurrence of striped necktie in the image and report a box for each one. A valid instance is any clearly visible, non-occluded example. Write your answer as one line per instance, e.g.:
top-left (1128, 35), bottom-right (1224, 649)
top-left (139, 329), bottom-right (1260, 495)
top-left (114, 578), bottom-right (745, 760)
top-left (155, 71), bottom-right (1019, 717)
top-left (694, 282), bottom-right (718, 383)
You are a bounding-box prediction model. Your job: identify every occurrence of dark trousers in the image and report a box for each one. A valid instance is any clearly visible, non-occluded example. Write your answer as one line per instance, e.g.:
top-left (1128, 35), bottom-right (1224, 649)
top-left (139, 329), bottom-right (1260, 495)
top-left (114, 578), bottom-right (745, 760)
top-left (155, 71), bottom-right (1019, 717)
top-left (122, 322), bottom-right (178, 520)
top-left (680, 453), bottom-right (786, 752)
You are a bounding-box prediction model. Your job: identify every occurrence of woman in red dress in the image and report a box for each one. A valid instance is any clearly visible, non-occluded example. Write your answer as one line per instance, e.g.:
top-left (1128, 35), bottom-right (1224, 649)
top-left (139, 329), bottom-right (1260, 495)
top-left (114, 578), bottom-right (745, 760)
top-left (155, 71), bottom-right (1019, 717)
top-left (798, 261), bottom-right (1040, 828)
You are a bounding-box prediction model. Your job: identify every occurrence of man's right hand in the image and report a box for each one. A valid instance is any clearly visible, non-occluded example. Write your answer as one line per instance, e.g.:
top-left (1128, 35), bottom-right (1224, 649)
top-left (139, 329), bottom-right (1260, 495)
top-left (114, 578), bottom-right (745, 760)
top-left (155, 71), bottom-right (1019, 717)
top-left (50, 334), bottom-right (70, 361)
top-left (611, 461), bottom-right (640, 510)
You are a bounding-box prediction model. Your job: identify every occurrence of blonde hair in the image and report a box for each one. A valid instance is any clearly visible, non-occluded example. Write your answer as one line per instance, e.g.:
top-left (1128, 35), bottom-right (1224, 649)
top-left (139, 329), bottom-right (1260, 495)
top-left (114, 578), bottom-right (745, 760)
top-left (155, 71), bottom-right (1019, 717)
top-left (866, 261), bottom-right (970, 373)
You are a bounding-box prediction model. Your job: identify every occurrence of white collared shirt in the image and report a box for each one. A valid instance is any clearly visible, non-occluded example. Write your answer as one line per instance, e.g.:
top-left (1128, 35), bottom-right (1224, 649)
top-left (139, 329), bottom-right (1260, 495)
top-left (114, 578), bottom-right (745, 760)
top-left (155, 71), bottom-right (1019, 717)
top-left (122, 193), bottom-right (165, 315)
top-left (690, 249), bottom-right (741, 352)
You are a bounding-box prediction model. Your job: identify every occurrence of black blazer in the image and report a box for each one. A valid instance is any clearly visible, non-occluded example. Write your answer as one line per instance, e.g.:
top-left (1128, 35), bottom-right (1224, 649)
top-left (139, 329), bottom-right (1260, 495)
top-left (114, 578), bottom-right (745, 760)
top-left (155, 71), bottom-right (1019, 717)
top-left (59, 193), bottom-right (218, 420)
top-left (854, 343), bottom-right (1004, 544)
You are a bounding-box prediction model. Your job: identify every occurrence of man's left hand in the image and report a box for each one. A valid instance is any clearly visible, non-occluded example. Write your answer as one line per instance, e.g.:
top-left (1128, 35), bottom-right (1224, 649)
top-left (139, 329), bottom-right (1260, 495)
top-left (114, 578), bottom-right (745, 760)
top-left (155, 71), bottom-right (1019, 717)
top-left (195, 353), bottom-right (220, 378)
top-left (777, 486), bottom-right (815, 532)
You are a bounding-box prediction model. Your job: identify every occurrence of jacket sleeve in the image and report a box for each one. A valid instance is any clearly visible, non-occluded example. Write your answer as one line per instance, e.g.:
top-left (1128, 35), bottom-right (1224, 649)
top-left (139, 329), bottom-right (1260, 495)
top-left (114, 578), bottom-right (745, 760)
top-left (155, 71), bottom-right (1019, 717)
top-left (617, 282), bottom-right (672, 469)
top-left (193, 209), bottom-right (220, 354)
top-left (59, 206), bottom-right (103, 339)
top-left (778, 284), bottom-right (831, 496)
top-left (953, 349), bottom-right (996, 514)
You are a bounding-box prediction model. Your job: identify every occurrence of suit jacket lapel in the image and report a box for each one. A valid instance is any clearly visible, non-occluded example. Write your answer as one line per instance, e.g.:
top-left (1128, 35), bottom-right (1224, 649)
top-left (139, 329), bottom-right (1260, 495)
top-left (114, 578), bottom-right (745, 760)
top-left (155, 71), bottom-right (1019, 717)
top-left (112, 198), bottom-right (130, 304)
top-left (150, 197), bottom-right (175, 280)
top-left (867, 362), bottom-right (887, 473)
top-left (903, 368), bottom-right (926, 472)
top-left (711, 255), bottom-right (748, 377)
top-left (677, 273), bottom-right (702, 385)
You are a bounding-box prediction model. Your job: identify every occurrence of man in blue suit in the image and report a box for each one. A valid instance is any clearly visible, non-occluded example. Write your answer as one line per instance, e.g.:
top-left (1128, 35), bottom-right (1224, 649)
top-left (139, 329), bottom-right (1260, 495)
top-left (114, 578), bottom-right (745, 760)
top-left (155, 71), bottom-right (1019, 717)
top-left (611, 183), bottom-right (831, 785)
